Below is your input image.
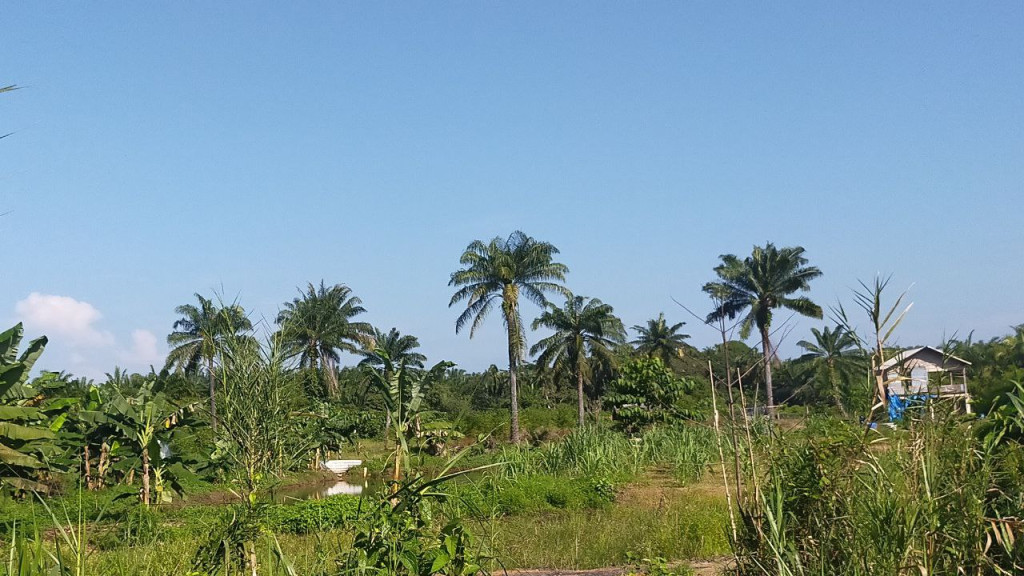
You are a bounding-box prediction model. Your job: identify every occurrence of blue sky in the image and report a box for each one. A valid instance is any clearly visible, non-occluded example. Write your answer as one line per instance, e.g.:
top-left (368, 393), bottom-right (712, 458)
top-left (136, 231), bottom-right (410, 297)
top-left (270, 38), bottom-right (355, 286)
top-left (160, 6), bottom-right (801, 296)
top-left (3, 2), bottom-right (1022, 379)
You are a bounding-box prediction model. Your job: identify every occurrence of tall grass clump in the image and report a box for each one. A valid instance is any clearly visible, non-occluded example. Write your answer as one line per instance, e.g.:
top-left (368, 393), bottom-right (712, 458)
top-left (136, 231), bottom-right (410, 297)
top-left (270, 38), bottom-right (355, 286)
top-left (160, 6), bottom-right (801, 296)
top-left (733, 395), bottom-right (1024, 575)
top-left (499, 425), bottom-right (716, 483)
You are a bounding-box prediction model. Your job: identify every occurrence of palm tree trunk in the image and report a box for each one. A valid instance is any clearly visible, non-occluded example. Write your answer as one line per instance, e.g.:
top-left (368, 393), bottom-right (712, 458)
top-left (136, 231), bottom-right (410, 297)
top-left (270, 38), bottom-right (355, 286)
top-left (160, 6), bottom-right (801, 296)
top-left (576, 368), bottom-right (586, 428)
top-left (208, 357), bottom-right (218, 431)
top-left (760, 326), bottom-right (776, 418)
top-left (323, 353), bottom-right (340, 397)
top-left (828, 361), bottom-right (847, 416)
top-left (507, 327), bottom-right (521, 444)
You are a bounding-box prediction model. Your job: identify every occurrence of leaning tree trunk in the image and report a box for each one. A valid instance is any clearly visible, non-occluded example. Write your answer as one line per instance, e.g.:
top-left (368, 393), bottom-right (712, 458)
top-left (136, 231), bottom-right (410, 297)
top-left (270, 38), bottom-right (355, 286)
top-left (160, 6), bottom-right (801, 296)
top-left (208, 356), bottom-right (218, 431)
top-left (760, 326), bottom-right (776, 418)
top-left (507, 326), bottom-right (521, 444)
top-left (576, 368), bottom-right (586, 428)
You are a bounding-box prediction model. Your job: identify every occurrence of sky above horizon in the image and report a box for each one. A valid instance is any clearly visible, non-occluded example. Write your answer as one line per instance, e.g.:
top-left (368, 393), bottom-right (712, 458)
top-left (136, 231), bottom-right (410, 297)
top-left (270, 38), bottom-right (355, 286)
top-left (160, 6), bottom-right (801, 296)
top-left (3, 2), bottom-right (1023, 379)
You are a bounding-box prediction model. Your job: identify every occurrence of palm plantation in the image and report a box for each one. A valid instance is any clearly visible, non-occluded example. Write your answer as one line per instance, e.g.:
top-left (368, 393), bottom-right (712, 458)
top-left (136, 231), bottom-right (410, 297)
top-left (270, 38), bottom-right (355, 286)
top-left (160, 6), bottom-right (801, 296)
top-left (703, 243), bottom-right (823, 417)
top-left (165, 293), bottom-right (252, 430)
top-left (797, 325), bottom-right (862, 414)
top-left (531, 294), bottom-right (626, 427)
top-left (449, 230), bottom-right (569, 443)
top-left (631, 313), bottom-right (691, 368)
top-left (276, 281), bottom-right (372, 398)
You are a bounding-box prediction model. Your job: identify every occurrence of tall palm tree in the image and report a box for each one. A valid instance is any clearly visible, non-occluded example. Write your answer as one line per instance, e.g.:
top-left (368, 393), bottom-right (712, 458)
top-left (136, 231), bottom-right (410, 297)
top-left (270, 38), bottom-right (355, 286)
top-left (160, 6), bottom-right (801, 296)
top-left (531, 294), bottom-right (626, 427)
top-left (631, 313), bottom-right (691, 367)
top-left (797, 325), bottom-right (862, 415)
top-left (704, 243), bottom-right (823, 417)
top-left (165, 293), bottom-right (252, 431)
top-left (276, 281), bottom-right (372, 397)
top-left (358, 327), bottom-right (427, 372)
top-left (449, 231), bottom-right (569, 443)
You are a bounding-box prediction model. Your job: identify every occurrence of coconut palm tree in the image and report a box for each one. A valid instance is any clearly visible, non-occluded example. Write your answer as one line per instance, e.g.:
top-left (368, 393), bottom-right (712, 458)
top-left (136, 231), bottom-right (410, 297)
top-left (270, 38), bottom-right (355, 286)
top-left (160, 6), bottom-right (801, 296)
top-left (358, 327), bottom-right (427, 373)
top-left (797, 325), bottom-right (863, 415)
top-left (631, 313), bottom-right (691, 368)
top-left (449, 231), bottom-right (569, 443)
top-left (165, 294), bottom-right (251, 431)
top-left (704, 243), bottom-right (823, 417)
top-left (276, 281), bottom-right (372, 397)
top-left (531, 294), bottom-right (626, 427)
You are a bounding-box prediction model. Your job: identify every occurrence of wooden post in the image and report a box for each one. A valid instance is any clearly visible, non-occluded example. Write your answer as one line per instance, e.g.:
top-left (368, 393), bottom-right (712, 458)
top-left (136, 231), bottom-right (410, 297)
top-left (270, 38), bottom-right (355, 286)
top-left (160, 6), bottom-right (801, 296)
top-left (963, 369), bottom-right (972, 414)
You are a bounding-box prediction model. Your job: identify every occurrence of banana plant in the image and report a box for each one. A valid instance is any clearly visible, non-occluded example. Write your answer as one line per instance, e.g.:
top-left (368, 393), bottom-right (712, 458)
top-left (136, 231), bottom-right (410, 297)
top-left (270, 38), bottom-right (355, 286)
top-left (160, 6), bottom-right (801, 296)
top-left (0, 323), bottom-right (63, 494)
top-left (365, 349), bottom-right (452, 482)
top-left (101, 376), bottom-right (198, 505)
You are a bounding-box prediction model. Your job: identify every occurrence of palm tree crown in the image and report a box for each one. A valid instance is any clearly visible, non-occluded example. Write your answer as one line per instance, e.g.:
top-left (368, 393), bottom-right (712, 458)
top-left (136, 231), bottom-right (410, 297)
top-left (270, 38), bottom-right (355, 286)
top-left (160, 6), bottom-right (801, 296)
top-left (703, 243), bottom-right (823, 416)
top-left (531, 294), bottom-right (625, 427)
top-left (165, 293), bottom-right (252, 430)
top-left (797, 325), bottom-right (862, 413)
top-left (276, 281), bottom-right (372, 397)
top-left (449, 230), bottom-right (569, 442)
top-left (359, 327), bottom-right (427, 371)
top-left (631, 313), bottom-right (691, 367)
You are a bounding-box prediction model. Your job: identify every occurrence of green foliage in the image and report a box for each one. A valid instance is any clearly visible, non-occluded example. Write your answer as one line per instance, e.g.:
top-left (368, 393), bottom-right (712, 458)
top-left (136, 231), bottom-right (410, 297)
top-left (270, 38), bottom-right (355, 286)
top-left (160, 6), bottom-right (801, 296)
top-left (604, 358), bottom-right (702, 433)
top-left (630, 313), bottom-right (692, 369)
top-left (341, 454), bottom-right (491, 576)
top-left (950, 326), bottom-right (1024, 415)
top-left (367, 349), bottom-right (453, 480)
top-left (733, 407), bottom-right (1024, 575)
top-left (93, 506), bottom-right (164, 550)
top-left (530, 294), bottom-right (626, 427)
top-left (276, 280), bottom-right (372, 399)
top-left (704, 243), bottom-right (823, 415)
top-left (166, 293), bottom-right (253, 434)
top-left (306, 403), bottom-right (381, 459)
top-left (359, 327), bottom-right (427, 371)
top-left (267, 494), bottom-right (361, 534)
top-left (449, 230), bottom-right (570, 443)
top-left (794, 325), bottom-right (866, 414)
top-left (455, 405), bottom-right (577, 439)
top-left (0, 324), bottom-right (65, 495)
top-left (96, 375), bottom-right (200, 505)
top-left (454, 474), bottom-right (615, 516)
top-left (499, 426), bottom-right (716, 486)
top-left (983, 380), bottom-right (1024, 447)
top-left (215, 334), bottom-right (302, 498)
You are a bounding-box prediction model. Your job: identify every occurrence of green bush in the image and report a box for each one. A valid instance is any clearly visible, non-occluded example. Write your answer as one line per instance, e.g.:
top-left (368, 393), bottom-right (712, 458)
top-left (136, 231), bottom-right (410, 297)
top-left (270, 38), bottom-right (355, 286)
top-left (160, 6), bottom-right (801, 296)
top-left (267, 494), bottom-right (362, 534)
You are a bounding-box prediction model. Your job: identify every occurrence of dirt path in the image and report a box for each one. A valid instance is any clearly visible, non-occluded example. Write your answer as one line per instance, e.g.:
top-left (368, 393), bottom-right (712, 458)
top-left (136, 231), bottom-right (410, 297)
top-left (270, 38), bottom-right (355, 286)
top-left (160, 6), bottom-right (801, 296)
top-left (505, 557), bottom-right (731, 576)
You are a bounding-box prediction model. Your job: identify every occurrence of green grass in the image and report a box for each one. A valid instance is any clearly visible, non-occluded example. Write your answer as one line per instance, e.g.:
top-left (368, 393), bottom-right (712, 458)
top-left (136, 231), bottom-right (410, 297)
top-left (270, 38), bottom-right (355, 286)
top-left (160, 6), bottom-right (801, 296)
top-left (490, 481), bottom-right (731, 569)
top-left (0, 424), bottom-right (731, 575)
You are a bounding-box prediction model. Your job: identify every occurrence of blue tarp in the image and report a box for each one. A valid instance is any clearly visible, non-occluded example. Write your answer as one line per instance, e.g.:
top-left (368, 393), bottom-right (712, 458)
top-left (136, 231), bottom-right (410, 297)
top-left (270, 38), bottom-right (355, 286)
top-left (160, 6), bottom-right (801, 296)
top-left (887, 392), bottom-right (936, 422)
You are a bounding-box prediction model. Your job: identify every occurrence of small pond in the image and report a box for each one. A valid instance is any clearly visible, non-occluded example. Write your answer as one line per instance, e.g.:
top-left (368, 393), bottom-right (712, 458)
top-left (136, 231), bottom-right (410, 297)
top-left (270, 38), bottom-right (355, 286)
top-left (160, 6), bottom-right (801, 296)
top-left (273, 477), bottom-right (387, 503)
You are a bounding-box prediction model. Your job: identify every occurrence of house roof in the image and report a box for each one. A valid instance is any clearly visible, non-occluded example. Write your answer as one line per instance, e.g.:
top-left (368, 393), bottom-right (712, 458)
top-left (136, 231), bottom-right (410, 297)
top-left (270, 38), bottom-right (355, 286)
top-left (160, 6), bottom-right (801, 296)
top-left (878, 346), bottom-right (972, 371)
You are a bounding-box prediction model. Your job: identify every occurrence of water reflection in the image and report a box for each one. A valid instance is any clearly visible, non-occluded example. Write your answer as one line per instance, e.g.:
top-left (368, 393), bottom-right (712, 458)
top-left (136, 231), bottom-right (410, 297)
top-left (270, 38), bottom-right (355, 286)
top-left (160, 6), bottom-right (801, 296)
top-left (275, 478), bottom-right (385, 503)
top-left (322, 481), bottom-right (364, 496)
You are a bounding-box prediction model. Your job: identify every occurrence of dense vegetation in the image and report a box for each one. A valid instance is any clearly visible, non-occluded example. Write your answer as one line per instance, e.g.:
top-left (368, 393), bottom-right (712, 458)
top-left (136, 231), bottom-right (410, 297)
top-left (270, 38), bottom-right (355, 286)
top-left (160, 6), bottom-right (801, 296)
top-left (2, 234), bottom-right (1022, 575)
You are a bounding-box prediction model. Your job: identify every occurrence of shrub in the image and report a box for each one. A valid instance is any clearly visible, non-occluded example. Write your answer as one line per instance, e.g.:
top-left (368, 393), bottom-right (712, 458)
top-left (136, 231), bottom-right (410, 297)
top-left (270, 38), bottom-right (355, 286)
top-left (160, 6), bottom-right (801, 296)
top-left (604, 358), bottom-right (703, 433)
top-left (267, 494), bottom-right (362, 534)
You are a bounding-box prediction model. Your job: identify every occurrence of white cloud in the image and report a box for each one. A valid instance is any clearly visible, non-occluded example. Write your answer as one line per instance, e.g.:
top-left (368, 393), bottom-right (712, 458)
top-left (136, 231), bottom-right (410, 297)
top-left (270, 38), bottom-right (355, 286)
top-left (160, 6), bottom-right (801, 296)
top-left (13, 293), bottom-right (166, 379)
top-left (118, 329), bottom-right (163, 369)
top-left (14, 293), bottom-right (114, 347)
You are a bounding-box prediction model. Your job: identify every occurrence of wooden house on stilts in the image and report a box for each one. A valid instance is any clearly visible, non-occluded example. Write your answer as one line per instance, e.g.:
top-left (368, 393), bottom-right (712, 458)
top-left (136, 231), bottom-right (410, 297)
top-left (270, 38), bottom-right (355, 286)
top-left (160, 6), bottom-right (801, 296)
top-left (878, 346), bottom-right (972, 414)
